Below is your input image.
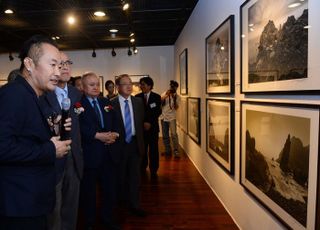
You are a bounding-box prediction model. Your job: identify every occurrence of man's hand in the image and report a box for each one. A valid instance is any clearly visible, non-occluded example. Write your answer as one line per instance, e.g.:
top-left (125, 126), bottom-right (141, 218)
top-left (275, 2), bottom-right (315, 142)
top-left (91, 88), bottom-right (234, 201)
top-left (63, 117), bottom-right (72, 131)
top-left (51, 136), bottom-right (72, 158)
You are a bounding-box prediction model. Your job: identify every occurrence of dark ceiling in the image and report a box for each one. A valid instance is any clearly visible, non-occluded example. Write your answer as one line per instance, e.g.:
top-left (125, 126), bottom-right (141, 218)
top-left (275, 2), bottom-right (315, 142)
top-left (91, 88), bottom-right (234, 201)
top-left (0, 0), bottom-right (198, 53)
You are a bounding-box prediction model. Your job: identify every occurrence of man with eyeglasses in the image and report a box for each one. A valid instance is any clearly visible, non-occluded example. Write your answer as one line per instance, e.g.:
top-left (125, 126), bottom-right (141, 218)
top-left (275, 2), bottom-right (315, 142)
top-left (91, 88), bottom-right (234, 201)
top-left (40, 52), bottom-right (83, 230)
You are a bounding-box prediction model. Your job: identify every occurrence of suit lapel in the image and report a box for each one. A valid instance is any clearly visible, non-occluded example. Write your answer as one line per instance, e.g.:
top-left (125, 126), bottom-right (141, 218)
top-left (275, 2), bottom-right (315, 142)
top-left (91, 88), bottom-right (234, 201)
top-left (46, 91), bottom-right (61, 114)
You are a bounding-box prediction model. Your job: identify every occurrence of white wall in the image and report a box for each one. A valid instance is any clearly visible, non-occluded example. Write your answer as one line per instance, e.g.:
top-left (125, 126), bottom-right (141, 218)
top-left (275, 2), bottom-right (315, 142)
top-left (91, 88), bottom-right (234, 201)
top-left (0, 46), bottom-right (174, 95)
top-left (174, 0), bottom-right (320, 229)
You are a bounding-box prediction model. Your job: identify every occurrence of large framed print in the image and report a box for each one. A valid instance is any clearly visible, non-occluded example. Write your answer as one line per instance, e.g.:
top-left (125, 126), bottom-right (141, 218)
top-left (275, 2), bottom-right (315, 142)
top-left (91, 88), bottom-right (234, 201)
top-left (241, 101), bottom-right (320, 229)
top-left (206, 99), bottom-right (234, 174)
top-left (206, 15), bottom-right (234, 94)
top-left (0, 79), bottom-right (7, 87)
top-left (241, 0), bottom-right (320, 93)
top-left (179, 49), bottom-right (188, 95)
top-left (187, 97), bottom-right (200, 144)
top-left (177, 96), bottom-right (187, 133)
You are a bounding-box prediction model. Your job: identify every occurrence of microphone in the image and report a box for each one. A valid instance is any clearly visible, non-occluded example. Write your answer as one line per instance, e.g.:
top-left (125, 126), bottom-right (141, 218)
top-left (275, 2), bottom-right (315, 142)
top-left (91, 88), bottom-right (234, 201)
top-left (60, 97), bottom-right (71, 140)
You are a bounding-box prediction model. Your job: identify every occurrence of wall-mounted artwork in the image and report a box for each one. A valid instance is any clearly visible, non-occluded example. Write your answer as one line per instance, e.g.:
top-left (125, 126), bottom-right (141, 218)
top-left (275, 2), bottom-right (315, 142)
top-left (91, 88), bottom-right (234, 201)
top-left (177, 96), bottom-right (187, 133)
top-left (206, 99), bottom-right (234, 174)
top-left (179, 49), bottom-right (188, 95)
top-left (187, 97), bottom-right (200, 144)
top-left (240, 0), bottom-right (320, 93)
top-left (206, 15), bottom-right (234, 94)
top-left (99, 76), bottom-right (104, 95)
top-left (241, 101), bottom-right (320, 230)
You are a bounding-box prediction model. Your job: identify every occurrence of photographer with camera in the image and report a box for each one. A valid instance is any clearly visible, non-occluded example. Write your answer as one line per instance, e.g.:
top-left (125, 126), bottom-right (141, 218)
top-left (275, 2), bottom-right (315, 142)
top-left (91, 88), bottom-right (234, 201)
top-left (160, 80), bottom-right (180, 158)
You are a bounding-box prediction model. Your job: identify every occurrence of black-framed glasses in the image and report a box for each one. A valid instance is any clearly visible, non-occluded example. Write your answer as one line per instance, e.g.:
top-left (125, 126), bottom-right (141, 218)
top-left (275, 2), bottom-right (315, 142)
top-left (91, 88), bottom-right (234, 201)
top-left (60, 60), bottom-right (73, 66)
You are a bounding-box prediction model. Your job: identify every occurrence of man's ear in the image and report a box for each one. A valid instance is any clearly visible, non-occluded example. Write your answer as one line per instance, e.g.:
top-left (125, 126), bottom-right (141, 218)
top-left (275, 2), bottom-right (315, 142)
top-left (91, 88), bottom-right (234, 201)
top-left (23, 57), bottom-right (34, 72)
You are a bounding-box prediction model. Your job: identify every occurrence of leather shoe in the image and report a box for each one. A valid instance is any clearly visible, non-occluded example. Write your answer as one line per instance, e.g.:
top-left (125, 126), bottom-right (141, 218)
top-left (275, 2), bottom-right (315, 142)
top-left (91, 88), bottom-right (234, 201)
top-left (130, 208), bottom-right (147, 217)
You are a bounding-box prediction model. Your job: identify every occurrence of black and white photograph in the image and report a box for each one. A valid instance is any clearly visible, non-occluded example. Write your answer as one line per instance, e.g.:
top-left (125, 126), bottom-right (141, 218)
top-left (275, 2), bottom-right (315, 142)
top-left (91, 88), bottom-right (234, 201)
top-left (187, 97), bottom-right (201, 144)
top-left (241, 0), bottom-right (320, 93)
top-left (206, 99), bottom-right (234, 174)
top-left (177, 96), bottom-right (188, 133)
top-left (206, 15), bottom-right (234, 94)
top-left (179, 49), bottom-right (188, 95)
top-left (241, 101), bottom-right (320, 229)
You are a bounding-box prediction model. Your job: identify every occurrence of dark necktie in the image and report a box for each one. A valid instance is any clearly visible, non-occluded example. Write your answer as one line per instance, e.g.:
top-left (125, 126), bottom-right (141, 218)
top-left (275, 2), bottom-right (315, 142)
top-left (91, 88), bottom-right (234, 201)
top-left (144, 94), bottom-right (148, 105)
top-left (92, 100), bottom-right (103, 128)
top-left (124, 100), bottom-right (132, 143)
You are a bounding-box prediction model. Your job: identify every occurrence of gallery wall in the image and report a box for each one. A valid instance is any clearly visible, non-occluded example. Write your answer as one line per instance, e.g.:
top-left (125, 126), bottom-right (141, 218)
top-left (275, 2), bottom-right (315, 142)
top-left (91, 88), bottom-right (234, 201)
top-left (174, 0), bottom-right (320, 229)
top-left (0, 45), bottom-right (174, 95)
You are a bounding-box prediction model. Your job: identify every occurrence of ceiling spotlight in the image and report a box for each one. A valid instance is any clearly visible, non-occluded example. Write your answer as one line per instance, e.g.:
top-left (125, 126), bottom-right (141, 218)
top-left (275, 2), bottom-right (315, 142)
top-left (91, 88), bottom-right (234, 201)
top-left (94, 11), bottom-right (106, 17)
top-left (123, 3), bottom-right (130, 11)
top-left (9, 53), bottom-right (14, 61)
top-left (67, 16), bottom-right (76, 25)
top-left (128, 48), bottom-right (132, 56)
top-left (92, 49), bottom-right (97, 58)
top-left (288, 2), bottom-right (301, 8)
top-left (4, 9), bottom-right (14, 14)
top-left (111, 48), bottom-right (116, 57)
top-left (109, 29), bottom-right (118, 33)
top-left (129, 32), bottom-right (135, 37)
top-left (130, 38), bottom-right (135, 43)
top-left (133, 47), bottom-right (138, 54)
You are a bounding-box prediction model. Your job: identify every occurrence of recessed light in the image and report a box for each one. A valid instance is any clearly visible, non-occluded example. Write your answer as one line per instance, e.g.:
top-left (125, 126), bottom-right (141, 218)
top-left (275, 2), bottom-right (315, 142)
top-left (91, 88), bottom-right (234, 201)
top-left (94, 11), bottom-right (106, 17)
top-left (109, 29), bottom-right (118, 33)
top-left (130, 38), bottom-right (135, 43)
top-left (123, 3), bottom-right (129, 11)
top-left (249, 23), bottom-right (254, 27)
top-left (130, 32), bottom-right (135, 37)
top-left (67, 16), bottom-right (76, 25)
top-left (288, 2), bottom-right (301, 8)
top-left (4, 9), bottom-right (14, 14)
top-left (304, 25), bottom-right (311, 29)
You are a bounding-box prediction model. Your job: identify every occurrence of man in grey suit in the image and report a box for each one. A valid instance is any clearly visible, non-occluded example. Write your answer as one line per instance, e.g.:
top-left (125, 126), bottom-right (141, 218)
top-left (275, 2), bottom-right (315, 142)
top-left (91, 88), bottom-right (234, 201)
top-left (40, 52), bottom-right (83, 230)
top-left (111, 74), bottom-right (146, 217)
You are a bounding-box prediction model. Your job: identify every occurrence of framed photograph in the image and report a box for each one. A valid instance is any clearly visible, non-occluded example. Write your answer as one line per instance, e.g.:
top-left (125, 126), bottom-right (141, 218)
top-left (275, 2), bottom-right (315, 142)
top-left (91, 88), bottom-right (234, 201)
top-left (0, 79), bottom-right (7, 88)
top-left (99, 76), bottom-right (104, 95)
top-left (179, 49), bottom-right (188, 95)
top-left (241, 0), bottom-right (320, 93)
top-left (206, 15), bottom-right (234, 94)
top-left (187, 97), bottom-right (201, 144)
top-left (177, 96), bottom-right (187, 133)
top-left (241, 101), bottom-right (320, 229)
top-left (206, 99), bottom-right (234, 174)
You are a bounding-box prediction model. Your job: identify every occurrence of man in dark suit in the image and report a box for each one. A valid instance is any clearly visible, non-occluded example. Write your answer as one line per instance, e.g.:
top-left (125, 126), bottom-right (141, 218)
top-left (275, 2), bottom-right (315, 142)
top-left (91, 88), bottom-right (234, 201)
top-left (111, 74), bottom-right (146, 217)
top-left (0, 35), bottom-right (71, 230)
top-left (79, 72), bottom-right (120, 230)
top-left (135, 76), bottom-right (161, 177)
top-left (39, 51), bottom-right (83, 230)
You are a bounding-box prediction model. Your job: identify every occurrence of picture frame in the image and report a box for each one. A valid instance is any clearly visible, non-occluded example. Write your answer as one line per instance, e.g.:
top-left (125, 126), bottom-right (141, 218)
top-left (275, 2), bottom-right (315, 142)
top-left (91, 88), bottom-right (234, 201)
top-left (0, 79), bottom-right (8, 88)
top-left (240, 101), bottom-right (320, 229)
top-left (179, 49), bottom-right (188, 95)
top-left (206, 98), bottom-right (234, 174)
top-left (240, 0), bottom-right (320, 93)
top-left (206, 15), bottom-right (234, 94)
top-left (187, 97), bottom-right (201, 145)
top-left (99, 76), bottom-right (104, 95)
top-left (177, 96), bottom-right (187, 133)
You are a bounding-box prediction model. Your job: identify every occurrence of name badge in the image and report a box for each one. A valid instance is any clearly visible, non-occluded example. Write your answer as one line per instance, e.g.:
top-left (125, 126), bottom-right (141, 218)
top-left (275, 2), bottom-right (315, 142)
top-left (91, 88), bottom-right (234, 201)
top-left (150, 103), bottom-right (156, 108)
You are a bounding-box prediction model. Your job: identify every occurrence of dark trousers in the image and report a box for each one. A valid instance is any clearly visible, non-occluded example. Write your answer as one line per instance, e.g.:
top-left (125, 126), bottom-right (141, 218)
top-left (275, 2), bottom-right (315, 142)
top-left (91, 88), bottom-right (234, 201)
top-left (118, 138), bottom-right (141, 209)
top-left (47, 154), bottom-right (80, 230)
top-left (0, 215), bottom-right (47, 230)
top-left (80, 160), bottom-right (118, 227)
top-left (141, 131), bottom-right (159, 174)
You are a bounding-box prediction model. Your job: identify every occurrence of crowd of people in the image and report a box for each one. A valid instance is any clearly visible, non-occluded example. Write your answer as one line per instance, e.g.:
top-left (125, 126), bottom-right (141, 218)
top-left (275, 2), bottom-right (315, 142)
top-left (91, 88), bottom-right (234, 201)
top-left (0, 35), bottom-right (181, 230)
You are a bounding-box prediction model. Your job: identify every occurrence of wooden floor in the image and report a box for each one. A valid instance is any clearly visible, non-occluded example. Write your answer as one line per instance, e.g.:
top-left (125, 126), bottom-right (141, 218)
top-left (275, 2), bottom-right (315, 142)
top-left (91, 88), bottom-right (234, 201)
top-left (78, 143), bottom-right (238, 230)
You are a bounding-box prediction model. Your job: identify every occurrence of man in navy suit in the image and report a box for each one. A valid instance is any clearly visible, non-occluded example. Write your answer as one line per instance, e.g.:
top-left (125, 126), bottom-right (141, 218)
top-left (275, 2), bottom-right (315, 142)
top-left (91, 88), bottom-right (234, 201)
top-left (0, 35), bottom-right (72, 230)
top-left (40, 51), bottom-right (83, 230)
top-left (135, 76), bottom-right (162, 177)
top-left (78, 72), bottom-right (120, 230)
top-left (111, 74), bottom-right (146, 217)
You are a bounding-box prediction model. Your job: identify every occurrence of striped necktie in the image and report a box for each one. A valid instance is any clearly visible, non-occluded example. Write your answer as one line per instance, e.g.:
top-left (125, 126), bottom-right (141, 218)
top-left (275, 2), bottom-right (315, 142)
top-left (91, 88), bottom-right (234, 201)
top-left (124, 99), bottom-right (132, 143)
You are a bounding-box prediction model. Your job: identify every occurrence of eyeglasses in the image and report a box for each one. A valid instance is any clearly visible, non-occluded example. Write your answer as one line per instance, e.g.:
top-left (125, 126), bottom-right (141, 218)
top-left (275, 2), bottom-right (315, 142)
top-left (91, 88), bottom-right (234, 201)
top-left (60, 60), bottom-right (73, 66)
